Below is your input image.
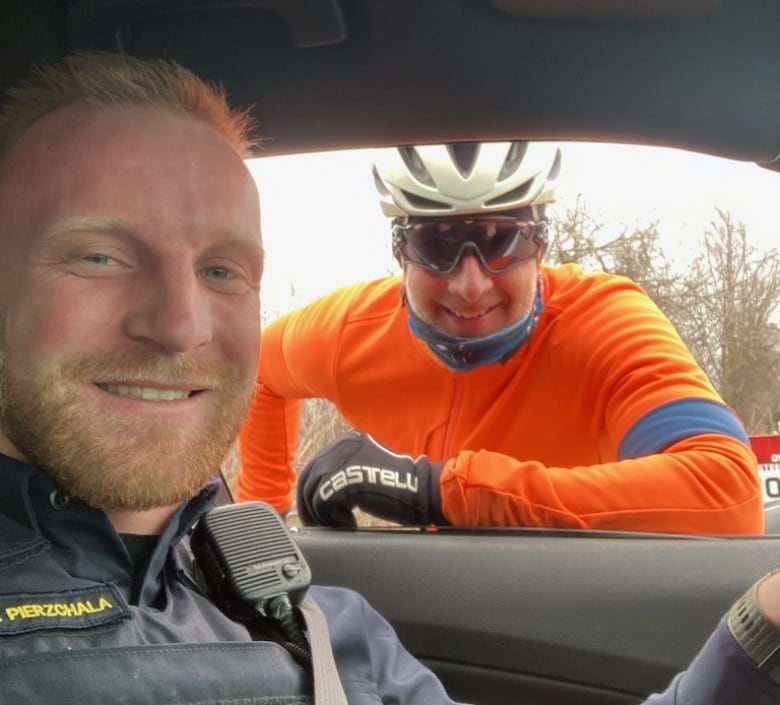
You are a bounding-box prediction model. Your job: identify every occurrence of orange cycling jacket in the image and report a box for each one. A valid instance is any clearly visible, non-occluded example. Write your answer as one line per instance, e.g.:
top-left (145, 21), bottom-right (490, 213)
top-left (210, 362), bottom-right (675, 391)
top-left (237, 264), bottom-right (763, 534)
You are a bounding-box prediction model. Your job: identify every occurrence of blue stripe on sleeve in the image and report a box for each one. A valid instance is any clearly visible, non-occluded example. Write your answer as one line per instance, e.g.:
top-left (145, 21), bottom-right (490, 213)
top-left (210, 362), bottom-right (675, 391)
top-left (618, 398), bottom-right (750, 459)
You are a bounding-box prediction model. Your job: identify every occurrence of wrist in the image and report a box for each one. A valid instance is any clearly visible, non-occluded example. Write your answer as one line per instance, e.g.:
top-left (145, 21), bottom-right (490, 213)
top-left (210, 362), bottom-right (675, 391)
top-left (728, 570), bottom-right (780, 684)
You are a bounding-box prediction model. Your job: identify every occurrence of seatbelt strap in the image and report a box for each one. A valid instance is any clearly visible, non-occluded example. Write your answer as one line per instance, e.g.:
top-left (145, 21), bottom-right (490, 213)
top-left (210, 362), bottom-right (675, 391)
top-left (299, 594), bottom-right (349, 705)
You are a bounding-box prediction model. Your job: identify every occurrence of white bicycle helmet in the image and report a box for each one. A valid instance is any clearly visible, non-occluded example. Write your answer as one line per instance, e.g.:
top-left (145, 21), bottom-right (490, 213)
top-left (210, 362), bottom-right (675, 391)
top-left (372, 141), bottom-right (561, 219)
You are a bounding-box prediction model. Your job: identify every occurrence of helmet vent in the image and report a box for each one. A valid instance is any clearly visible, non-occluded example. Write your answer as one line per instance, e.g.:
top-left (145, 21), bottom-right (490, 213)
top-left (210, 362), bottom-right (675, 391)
top-left (400, 189), bottom-right (452, 212)
top-left (447, 142), bottom-right (480, 179)
top-left (498, 141), bottom-right (529, 181)
top-left (548, 147), bottom-right (562, 181)
top-left (399, 146), bottom-right (435, 186)
top-left (485, 180), bottom-right (532, 207)
top-left (372, 166), bottom-right (391, 196)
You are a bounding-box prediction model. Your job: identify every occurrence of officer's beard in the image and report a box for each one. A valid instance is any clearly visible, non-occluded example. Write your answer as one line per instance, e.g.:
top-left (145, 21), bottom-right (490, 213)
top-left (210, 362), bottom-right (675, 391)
top-left (0, 342), bottom-right (252, 512)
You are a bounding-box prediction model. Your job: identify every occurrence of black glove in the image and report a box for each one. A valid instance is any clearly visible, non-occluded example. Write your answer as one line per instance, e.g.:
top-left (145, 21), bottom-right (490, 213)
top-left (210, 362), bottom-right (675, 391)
top-left (296, 431), bottom-right (449, 527)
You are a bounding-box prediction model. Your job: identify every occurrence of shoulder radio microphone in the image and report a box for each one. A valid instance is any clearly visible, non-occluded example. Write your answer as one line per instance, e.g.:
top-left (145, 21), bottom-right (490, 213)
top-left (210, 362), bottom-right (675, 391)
top-left (190, 500), bottom-right (312, 655)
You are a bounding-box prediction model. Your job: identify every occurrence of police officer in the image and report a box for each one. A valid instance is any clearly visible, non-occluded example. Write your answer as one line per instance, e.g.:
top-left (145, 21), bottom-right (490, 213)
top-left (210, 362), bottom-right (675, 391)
top-left (0, 50), bottom-right (778, 705)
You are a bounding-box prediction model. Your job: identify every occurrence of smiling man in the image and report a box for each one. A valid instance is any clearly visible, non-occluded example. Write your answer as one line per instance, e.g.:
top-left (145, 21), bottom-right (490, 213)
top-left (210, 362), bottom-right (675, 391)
top-left (0, 101), bottom-right (262, 536)
top-left (0, 103), bottom-right (261, 522)
top-left (237, 141), bottom-right (763, 535)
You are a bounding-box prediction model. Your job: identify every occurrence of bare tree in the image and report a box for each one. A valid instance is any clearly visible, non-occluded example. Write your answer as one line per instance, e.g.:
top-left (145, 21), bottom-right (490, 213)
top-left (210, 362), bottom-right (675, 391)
top-left (675, 209), bottom-right (780, 431)
top-left (548, 197), bottom-right (684, 318)
top-left (296, 398), bottom-right (352, 467)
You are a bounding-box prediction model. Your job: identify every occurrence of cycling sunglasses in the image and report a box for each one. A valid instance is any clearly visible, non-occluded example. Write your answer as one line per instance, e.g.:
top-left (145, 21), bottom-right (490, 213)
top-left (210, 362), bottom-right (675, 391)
top-left (392, 217), bottom-right (548, 274)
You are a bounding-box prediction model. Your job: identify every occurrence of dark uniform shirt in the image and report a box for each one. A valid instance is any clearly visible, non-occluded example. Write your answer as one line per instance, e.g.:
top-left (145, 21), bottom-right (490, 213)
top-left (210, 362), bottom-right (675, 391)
top-left (0, 453), bottom-right (461, 705)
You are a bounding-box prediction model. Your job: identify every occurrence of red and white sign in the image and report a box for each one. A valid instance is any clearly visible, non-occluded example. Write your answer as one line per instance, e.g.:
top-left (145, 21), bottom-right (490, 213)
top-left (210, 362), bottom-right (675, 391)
top-left (749, 435), bottom-right (780, 504)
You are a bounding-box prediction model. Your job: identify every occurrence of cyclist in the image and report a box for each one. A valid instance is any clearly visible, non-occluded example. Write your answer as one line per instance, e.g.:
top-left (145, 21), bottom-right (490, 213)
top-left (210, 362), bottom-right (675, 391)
top-left (238, 141), bottom-right (762, 534)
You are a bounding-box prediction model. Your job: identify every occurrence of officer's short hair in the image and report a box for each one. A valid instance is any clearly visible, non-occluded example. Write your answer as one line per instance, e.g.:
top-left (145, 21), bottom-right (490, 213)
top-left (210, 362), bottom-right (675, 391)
top-left (0, 50), bottom-right (259, 162)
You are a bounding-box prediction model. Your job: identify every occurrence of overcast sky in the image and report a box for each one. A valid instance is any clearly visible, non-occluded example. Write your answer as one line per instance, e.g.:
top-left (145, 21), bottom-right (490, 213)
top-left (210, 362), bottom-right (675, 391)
top-left (248, 142), bottom-right (780, 318)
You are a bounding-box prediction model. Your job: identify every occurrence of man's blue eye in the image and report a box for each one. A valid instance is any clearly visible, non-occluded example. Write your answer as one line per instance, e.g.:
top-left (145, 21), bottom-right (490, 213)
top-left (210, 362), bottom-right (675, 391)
top-left (205, 267), bottom-right (231, 279)
top-left (83, 254), bottom-right (112, 264)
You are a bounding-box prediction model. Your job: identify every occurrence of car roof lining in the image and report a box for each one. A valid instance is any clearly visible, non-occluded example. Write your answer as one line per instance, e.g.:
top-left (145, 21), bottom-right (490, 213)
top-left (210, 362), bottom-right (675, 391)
top-left (2, 0), bottom-right (779, 166)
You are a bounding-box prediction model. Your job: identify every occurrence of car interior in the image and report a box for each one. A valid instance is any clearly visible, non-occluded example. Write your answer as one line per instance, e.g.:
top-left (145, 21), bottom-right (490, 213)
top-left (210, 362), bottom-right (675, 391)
top-left (3, 1), bottom-right (780, 703)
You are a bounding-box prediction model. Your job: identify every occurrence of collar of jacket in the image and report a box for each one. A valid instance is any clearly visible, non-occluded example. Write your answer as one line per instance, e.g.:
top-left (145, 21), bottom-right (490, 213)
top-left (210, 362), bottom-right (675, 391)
top-left (0, 453), bottom-right (220, 603)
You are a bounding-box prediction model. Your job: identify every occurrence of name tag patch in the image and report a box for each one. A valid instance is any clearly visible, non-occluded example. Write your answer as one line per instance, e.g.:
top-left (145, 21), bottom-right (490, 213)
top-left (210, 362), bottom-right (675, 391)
top-left (0, 585), bottom-right (130, 635)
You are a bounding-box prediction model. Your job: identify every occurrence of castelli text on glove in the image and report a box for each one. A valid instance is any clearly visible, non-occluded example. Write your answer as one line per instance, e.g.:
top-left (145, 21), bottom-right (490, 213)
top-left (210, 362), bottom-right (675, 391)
top-left (296, 431), bottom-right (449, 527)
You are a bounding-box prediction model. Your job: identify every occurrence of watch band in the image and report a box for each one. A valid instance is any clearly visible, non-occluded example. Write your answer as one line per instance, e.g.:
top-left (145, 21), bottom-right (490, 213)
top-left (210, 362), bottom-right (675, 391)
top-left (728, 570), bottom-right (780, 685)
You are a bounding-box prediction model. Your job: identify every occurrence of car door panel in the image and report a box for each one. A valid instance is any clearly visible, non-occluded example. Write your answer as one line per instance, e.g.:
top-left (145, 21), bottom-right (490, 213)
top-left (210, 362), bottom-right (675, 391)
top-left (295, 528), bottom-right (780, 704)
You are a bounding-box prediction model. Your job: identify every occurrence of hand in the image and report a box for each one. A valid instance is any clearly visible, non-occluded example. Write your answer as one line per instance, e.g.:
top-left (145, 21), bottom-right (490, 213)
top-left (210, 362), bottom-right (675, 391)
top-left (296, 431), bottom-right (449, 527)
